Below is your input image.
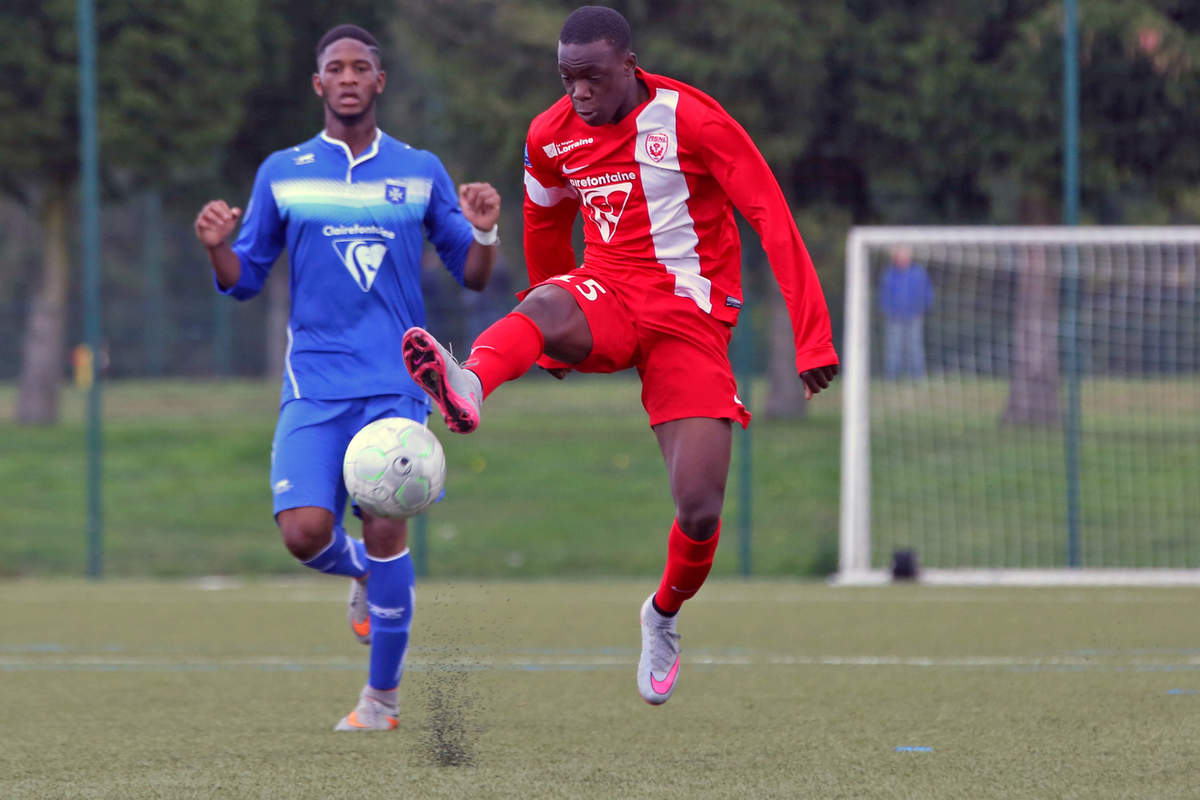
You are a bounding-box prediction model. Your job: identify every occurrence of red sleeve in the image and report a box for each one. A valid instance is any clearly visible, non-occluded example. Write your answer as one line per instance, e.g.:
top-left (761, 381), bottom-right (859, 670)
top-left (522, 133), bottom-right (580, 287)
top-left (698, 112), bottom-right (839, 374)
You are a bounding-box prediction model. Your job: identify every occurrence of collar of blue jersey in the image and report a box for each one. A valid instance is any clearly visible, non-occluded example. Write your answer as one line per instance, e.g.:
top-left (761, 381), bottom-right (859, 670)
top-left (319, 127), bottom-right (383, 170)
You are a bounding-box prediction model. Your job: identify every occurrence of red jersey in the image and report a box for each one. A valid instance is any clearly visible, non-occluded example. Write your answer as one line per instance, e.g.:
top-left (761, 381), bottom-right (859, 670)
top-left (522, 68), bottom-right (838, 375)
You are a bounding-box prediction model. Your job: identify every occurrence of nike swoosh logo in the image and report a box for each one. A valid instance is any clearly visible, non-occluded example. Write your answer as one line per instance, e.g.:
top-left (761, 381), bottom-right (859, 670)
top-left (649, 656), bottom-right (680, 695)
top-left (343, 710), bottom-right (397, 730)
top-left (561, 163), bottom-right (590, 174)
top-left (351, 617), bottom-right (371, 638)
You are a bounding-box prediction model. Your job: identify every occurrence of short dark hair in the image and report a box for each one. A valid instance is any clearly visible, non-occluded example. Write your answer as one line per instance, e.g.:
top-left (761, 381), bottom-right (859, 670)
top-left (559, 6), bottom-right (632, 52)
top-left (315, 24), bottom-right (382, 68)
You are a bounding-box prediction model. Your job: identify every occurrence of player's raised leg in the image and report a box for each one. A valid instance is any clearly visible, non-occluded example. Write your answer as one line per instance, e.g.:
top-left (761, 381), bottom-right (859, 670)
top-left (401, 328), bottom-right (485, 433)
top-left (281, 512), bottom-right (372, 644)
top-left (638, 417), bottom-right (730, 705)
top-left (403, 284), bottom-right (594, 433)
top-left (272, 400), bottom-right (370, 627)
top-left (281, 511), bottom-right (368, 579)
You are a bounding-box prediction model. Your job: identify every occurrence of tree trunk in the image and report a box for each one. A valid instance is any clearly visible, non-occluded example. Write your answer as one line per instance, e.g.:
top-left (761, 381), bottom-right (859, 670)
top-left (763, 289), bottom-right (808, 418)
top-left (1001, 195), bottom-right (1060, 425)
top-left (16, 180), bottom-right (70, 424)
top-left (265, 254), bottom-right (289, 380)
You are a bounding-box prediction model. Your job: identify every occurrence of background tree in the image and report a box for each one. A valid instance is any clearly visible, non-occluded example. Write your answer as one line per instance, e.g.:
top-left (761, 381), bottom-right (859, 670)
top-left (990, 2), bottom-right (1200, 423)
top-left (822, 0), bottom-right (1200, 423)
top-left (6, 0), bottom-right (1199, 414)
top-left (0, 0), bottom-right (258, 423)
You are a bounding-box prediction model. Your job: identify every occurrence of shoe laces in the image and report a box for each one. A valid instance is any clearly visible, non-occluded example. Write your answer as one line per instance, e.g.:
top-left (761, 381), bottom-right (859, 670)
top-left (437, 337), bottom-right (461, 365)
top-left (644, 617), bottom-right (681, 670)
top-left (357, 694), bottom-right (397, 724)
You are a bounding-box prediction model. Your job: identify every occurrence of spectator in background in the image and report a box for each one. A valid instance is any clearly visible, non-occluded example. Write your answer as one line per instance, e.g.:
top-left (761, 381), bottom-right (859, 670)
top-left (879, 245), bottom-right (934, 380)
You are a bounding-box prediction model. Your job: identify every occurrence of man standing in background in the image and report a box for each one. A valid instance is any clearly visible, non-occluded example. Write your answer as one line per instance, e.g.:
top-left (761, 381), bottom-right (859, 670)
top-left (879, 245), bottom-right (934, 380)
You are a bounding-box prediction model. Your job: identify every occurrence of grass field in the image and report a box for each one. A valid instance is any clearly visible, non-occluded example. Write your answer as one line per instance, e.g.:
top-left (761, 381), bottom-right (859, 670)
top-left (3, 578), bottom-right (1200, 799)
top-left (3, 374), bottom-right (1198, 578)
top-left (869, 377), bottom-right (1200, 569)
top-left (0, 377), bottom-right (841, 579)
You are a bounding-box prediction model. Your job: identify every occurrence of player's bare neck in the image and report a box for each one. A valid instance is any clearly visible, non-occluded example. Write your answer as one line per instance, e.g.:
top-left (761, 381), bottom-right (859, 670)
top-left (326, 114), bottom-right (377, 157)
top-left (612, 78), bottom-right (651, 124)
top-left (636, 77), bottom-right (650, 108)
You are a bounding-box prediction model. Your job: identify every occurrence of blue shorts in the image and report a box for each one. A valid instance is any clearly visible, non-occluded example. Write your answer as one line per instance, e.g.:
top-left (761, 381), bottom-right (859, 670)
top-left (269, 394), bottom-right (430, 521)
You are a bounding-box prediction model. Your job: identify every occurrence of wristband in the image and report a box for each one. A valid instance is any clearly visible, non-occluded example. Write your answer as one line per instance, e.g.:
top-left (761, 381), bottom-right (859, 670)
top-left (472, 224), bottom-right (499, 246)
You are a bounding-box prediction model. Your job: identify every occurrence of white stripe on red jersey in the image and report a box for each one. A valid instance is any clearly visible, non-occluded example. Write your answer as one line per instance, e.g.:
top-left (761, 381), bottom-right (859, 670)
top-left (634, 88), bottom-right (711, 313)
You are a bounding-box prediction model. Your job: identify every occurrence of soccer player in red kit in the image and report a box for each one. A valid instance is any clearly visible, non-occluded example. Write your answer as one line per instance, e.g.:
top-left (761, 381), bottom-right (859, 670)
top-left (402, 5), bottom-right (838, 705)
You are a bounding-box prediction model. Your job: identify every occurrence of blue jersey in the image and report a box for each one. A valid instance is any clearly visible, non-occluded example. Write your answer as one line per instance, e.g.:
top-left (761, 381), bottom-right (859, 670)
top-left (222, 129), bottom-right (474, 403)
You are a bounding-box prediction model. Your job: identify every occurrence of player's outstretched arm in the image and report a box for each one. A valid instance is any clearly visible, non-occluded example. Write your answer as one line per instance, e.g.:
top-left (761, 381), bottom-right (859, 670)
top-left (458, 182), bottom-right (500, 291)
top-left (697, 114), bottom-right (839, 381)
top-left (194, 200), bottom-right (243, 290)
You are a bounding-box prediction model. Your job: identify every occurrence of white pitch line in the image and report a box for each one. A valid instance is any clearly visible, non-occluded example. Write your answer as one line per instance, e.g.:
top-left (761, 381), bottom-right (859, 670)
top-left (4, 652), bottom-right (1200, 672)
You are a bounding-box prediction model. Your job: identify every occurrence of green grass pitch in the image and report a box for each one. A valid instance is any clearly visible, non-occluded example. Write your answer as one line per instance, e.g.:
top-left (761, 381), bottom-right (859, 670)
top-left (3, 578), bottom-right (1200, 799)
top-left (0, 376), bottom-right (841, 578)
top-left (2, 376), bottom-right (1197, 796)
top-left (2, 375), bottom-right (1194, 577)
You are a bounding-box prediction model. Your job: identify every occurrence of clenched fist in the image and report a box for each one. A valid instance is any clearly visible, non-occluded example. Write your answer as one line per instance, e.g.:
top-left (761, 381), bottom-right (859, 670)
top-left (194, 200), bottom-right (243, 249)
top-left (458, 182), bottom-right (501, 233)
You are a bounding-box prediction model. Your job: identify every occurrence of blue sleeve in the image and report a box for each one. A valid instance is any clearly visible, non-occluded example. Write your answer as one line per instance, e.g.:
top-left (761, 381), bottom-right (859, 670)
top-left (225, 159), bottom-right (286, 300)
top-left (422, 155), bottom-right (473, 287)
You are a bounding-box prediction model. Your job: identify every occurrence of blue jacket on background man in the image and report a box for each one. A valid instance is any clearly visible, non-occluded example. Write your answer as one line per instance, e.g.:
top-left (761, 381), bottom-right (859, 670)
top-left (879, 260), bottom-right (934, 320)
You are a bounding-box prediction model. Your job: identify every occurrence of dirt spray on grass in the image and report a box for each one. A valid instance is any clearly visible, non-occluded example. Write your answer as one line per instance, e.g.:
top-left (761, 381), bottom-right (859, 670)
top-left (416, 586), bottom-right (495, 767)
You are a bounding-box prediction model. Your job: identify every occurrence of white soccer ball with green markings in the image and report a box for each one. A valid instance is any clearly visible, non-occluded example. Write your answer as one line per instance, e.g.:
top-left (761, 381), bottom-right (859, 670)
top-left (342, 417), bottom-right (446, 518)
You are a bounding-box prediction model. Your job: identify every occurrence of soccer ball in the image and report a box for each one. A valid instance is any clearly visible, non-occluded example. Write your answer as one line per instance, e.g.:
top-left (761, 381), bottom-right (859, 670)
top-left (342, 417), bottom-right (446, 518)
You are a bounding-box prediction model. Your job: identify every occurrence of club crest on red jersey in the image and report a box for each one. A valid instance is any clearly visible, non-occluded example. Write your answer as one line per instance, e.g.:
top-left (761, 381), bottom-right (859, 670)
top-left (580, 182), bottom-right (633, 242)
top-left (645, 132), bottom-right (670, 163)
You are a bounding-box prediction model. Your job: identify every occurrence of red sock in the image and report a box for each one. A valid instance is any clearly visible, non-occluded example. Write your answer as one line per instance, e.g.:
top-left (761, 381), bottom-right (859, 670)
top-left (462, 312), bottom-right (544, 398)
top-left (654, 519), bottom-right (721, 614)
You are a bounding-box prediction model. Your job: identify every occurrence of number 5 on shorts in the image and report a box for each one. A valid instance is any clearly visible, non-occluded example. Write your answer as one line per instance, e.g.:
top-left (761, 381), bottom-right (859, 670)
top-left (576, 278), bottom-right (607, 302)
top-left (549, 273), bottom-right (607, 302)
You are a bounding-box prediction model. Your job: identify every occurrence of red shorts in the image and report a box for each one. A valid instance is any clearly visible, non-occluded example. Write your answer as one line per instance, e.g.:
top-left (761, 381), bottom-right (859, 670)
top-left (520, 266), bottom-right (751, 429)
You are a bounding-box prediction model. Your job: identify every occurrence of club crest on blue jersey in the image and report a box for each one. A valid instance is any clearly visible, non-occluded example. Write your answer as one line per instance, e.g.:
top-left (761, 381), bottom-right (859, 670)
top-left (332, 238), bottom-right (389, 291)
top-left (385, 182), bottom-right (407, 204)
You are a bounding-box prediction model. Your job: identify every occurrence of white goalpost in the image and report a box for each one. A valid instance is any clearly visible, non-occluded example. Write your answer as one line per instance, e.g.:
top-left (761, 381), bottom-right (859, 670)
top-left (837, 227), bottom-right (1200, 585)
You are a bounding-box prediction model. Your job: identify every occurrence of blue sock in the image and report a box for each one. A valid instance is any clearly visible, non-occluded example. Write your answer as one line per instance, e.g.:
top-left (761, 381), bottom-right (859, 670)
top-left (300, 524), bottom-right (367, 579)
top-left (367, 550), bottom-right (415, 691)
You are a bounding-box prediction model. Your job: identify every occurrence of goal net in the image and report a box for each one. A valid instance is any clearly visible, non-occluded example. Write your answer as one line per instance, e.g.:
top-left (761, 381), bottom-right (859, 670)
top-left (837, 227), bottom-right (1200, 585)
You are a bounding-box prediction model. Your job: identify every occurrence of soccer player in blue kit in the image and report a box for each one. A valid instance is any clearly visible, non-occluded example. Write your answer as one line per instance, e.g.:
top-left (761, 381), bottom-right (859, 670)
top-left (193, 24), bottom-right (501, 731)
